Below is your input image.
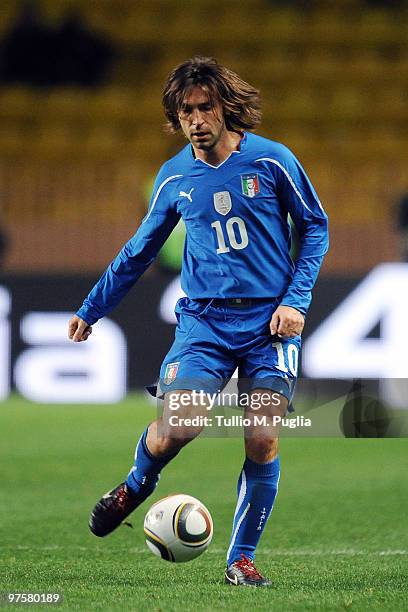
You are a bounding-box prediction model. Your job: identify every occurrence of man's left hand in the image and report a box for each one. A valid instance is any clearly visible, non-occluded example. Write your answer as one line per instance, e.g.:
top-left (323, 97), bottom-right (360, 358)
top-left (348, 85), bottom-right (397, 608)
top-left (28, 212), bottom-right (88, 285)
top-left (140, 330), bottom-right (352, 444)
top-left (270, 305), bottom-right (304, 338)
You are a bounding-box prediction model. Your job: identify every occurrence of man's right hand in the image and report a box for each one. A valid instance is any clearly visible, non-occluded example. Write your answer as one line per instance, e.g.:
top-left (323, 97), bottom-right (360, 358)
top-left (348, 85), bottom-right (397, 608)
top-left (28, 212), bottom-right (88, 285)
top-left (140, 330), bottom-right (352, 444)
top-left (68, 315), bottom-right (93, 342)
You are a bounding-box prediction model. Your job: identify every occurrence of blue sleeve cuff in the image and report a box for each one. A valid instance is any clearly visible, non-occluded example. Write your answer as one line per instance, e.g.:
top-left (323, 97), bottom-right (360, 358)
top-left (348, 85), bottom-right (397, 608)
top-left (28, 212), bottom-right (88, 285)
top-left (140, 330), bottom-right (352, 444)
top-left (279, 303), bottom-right (308, 316)
top-left (75, 305), bottom-right (99, 326)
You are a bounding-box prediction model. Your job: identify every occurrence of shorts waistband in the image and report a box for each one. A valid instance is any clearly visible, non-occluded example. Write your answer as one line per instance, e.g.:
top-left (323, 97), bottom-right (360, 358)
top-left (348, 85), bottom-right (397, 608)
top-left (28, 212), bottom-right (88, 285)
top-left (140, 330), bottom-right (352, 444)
top-left (211, 298), bottom-right (274, 309)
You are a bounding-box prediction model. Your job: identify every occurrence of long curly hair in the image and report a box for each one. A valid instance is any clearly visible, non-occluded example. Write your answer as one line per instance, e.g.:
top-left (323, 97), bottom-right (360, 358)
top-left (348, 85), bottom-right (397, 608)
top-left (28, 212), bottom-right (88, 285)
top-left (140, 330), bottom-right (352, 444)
top-left (162, 56), bottom-right (262, 133)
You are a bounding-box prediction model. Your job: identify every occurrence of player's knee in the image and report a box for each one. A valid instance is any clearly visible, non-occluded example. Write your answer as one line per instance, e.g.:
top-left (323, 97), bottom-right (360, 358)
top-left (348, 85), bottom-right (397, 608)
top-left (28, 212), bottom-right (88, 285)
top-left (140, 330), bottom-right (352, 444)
top-left (166, 422), bottom-right (204, 443)
top-left (245, 436), bottom-right (279, 463)
top-left (162, 392), bottom-right (208, 446)
top-left (156, 418), bottom-right (204, 453)
top-left (154, 431), bottom-right (199, 455)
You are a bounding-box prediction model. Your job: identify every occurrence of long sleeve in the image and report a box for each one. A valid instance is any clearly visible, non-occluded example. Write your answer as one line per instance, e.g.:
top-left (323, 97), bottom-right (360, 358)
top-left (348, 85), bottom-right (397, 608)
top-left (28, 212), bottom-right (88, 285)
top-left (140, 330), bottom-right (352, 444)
top-left (76, 171), bottom-right (182, 325)
top-left (273, 146), bottom-right (329, 314)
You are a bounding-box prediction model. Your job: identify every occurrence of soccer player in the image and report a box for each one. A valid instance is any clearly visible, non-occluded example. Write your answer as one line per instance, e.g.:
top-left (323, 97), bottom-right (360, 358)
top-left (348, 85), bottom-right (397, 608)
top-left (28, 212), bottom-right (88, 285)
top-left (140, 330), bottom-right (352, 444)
top-left (68, 57), bottom-right (329, 587)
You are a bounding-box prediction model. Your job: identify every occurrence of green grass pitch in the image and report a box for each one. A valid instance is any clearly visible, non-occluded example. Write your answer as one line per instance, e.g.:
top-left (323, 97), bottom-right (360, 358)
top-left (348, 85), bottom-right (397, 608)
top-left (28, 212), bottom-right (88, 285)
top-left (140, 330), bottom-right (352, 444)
top-left (0, 394), bottom-right (407, 610)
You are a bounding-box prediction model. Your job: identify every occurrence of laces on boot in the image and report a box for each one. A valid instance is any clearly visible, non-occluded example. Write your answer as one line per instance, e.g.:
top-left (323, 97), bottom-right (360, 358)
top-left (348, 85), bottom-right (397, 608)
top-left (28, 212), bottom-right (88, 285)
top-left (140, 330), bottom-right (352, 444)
top-left (234, 554), bottom-right (264, 580)
top-left (116, 487), bottom-right (130, 510)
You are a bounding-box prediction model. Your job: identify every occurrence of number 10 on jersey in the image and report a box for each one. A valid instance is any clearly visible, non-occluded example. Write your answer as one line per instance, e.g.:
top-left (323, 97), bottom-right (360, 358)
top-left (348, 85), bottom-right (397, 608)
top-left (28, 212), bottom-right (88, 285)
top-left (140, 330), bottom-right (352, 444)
top-left (211, 217), bottom-right (249, 254)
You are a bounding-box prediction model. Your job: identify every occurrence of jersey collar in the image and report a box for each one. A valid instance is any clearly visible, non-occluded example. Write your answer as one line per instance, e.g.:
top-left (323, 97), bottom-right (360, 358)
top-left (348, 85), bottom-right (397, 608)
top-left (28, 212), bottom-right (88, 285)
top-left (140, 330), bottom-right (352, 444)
top-left (191, 132), bottom-right (247, 169)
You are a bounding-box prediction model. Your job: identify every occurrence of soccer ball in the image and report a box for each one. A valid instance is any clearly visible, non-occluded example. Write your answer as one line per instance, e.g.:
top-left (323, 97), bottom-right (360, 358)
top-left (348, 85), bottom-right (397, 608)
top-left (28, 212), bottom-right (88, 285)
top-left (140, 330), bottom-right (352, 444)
top-left (144, 494), bottom-right (213, 562)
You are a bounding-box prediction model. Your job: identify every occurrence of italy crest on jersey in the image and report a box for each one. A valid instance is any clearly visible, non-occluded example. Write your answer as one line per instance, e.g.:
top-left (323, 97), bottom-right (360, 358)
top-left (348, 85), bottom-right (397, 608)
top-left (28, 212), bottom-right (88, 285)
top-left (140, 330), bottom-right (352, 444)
top-left (241, 174), bottom-right (260, 198)
top-left (164, 362), bottom-right (179, 385)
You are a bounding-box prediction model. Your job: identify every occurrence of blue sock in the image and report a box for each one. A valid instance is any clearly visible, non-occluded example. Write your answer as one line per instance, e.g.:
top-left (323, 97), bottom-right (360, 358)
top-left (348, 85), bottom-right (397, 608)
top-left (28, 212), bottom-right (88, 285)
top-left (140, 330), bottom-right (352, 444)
top-left (125, 427), bottom-right (178, 500)
top-left (226, 455), bottom-right (280, 566)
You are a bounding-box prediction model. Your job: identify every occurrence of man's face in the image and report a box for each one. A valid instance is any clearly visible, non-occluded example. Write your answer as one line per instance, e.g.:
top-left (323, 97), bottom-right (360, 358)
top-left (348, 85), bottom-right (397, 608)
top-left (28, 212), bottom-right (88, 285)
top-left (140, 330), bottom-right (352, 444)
top-left (178, 86), bottom-right (225, 151)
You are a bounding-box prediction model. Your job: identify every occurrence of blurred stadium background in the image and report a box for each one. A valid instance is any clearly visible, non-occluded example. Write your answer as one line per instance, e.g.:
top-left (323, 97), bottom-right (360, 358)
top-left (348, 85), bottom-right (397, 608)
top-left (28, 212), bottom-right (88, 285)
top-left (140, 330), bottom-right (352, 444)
top-left (1, 0), bottom-right (407, 273)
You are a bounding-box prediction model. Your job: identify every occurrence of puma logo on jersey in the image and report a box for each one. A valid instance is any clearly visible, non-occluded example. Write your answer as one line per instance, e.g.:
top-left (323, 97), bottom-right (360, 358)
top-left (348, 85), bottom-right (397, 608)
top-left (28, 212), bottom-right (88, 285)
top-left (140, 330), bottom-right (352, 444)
top-left (179, 188), bottom-right (194, 202)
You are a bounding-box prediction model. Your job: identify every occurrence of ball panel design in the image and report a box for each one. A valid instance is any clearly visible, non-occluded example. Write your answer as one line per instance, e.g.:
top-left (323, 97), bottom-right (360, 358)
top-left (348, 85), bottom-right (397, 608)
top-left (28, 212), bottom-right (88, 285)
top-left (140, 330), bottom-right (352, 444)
top-left (186, 508), bottom-right (207, 535)
top-left (144, 527), bottom-right (175, 562)
top-left (168, 537), bottom-right (209, 562)
top-left (145, 540), bottom-right (161, 559)
top-left (174, 503), bottom-right (213, 546)
top-left (144, 494), bottom-right (213, 563)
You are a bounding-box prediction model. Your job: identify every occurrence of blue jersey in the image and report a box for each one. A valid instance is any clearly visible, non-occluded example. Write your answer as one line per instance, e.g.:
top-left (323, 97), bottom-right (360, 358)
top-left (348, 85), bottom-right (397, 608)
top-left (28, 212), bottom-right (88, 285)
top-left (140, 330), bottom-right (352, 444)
top-left (76, 132), bottom-right (328, 324)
